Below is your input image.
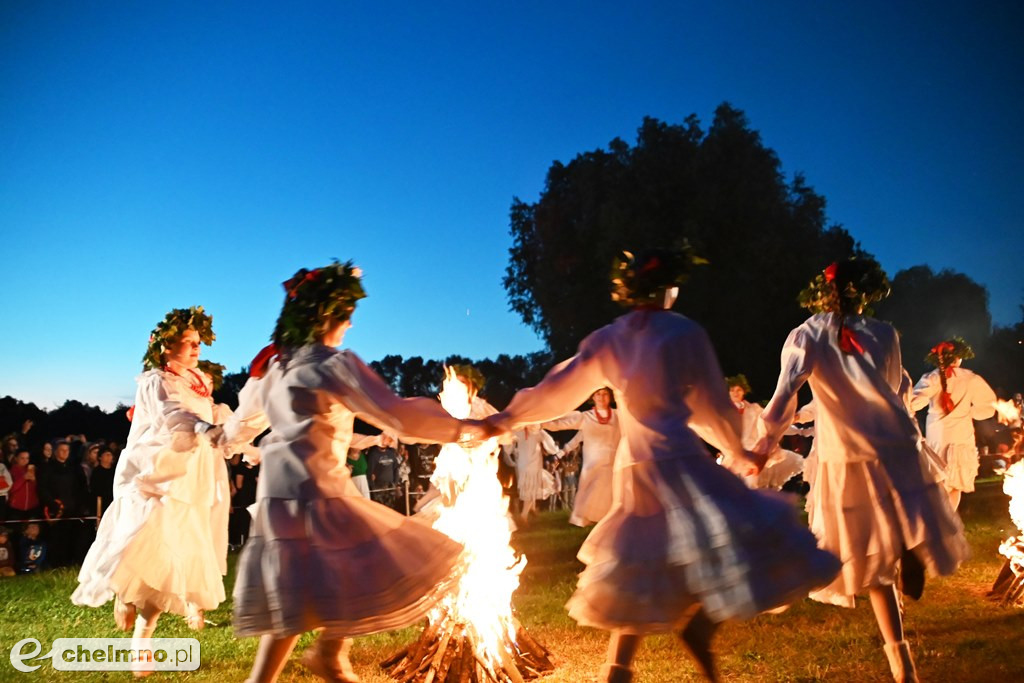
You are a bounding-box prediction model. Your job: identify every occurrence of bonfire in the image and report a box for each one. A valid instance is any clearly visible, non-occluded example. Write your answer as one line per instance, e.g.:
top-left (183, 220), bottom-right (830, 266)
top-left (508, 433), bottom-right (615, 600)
top-left (992, 400), bottom-right (1024, 605)
top-left (382, 370), bottom-right (555, 683)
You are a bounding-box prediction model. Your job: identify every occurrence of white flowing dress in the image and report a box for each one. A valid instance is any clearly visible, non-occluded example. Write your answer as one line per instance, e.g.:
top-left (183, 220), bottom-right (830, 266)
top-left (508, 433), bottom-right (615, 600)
top-left (758, 313), bottom-right (969, 607)
top-left (492, 310), bottom-right (840, 631)
top-left (733, 399), bottom-right (804, 490)
top-left (543, 408), bottom-right (620, 526)
top-left (222, 344), bottom-right (464, 638)
top-left (910, 367), bottom-right (996, 493)
top-left (73, 368), bottom-right (231, 615)
top-left (503, 426), bottom-right (559, 502)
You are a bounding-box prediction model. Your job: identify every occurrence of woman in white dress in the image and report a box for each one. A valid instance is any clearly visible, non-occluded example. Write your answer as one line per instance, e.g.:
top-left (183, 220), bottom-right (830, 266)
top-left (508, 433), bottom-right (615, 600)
top-left (502, 424), bottom-right (559, 524)
top-left (755, 259), bottom-right (969, 682)
top-left (72, 307), bottom-right (231, 659)
top-left (487, 247), bottom-right (840, 683)
top-left (542, 387), bottom-right (620, 526)
top-left (221, 261), bottom-right (480, 683)
top-left (725, 375), bottom-right (803, 490)
top-left (909, 338), bottom-right (997, 510)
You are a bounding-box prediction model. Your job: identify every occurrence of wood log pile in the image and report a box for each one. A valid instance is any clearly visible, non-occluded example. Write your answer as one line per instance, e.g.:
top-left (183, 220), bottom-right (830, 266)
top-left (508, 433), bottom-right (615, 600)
top-left (381, 617), bottom-right (555, 683)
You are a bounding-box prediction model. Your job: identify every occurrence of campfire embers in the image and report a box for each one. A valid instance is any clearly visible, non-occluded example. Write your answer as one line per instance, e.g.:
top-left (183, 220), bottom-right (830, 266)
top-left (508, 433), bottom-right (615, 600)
top-left (382, 369), bottom-right (555, 682)
top-left (381, 618), bottom-right (555, 683)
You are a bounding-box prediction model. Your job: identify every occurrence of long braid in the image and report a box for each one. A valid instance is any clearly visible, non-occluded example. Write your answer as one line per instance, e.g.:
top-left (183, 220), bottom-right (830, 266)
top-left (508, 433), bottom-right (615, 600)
top-left (936, 348), bottom-right (955, 414)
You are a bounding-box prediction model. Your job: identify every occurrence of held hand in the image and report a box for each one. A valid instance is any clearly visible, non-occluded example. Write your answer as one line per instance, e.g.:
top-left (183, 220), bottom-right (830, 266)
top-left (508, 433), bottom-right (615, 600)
top-left (458, 419), bottom-right (501, 443)
top-left (204, 425), bottom-right (226, 447)
top-left (743, 449), bottom-right (769, 476)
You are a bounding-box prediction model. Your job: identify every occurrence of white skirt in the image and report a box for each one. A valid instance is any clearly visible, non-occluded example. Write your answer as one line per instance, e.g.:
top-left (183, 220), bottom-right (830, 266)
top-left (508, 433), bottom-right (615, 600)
top-left (567, 453), bottom-right (840, 633)
top-left (233, 488), bottom-right (463, 638)
top-left (807, 449), bottom-right (969, 607)
top-left (73, 487), bottom-right (227, 615)
top-left (570, 460), bottom-right (613, 526)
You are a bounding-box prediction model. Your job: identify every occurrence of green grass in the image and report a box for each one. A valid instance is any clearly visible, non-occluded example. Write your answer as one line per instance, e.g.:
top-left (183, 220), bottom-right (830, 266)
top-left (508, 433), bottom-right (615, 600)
top-left (2, 484), bottom-right (1023, 682)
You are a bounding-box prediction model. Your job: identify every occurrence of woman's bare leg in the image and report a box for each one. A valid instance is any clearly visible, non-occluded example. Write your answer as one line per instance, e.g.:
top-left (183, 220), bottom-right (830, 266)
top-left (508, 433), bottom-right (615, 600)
top-left (246, 634), bottom-right (300, 683)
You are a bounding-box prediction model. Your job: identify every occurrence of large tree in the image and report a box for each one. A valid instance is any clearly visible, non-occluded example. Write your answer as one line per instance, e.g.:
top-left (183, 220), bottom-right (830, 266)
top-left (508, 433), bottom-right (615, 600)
top-left (504, 103), bottom-right (861, 398)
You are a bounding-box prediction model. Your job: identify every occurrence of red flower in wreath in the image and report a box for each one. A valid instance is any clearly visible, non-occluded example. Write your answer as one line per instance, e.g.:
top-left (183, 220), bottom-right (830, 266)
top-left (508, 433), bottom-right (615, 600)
top-left (823, 262), bottom-right (838, 283)
top-left (638, 256), bottom-right (662, 275)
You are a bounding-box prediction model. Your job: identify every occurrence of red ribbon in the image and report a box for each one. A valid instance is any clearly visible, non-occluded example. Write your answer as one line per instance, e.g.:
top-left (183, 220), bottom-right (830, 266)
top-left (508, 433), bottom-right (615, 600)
top-left (249, 343), bottom-right (279, 379)
top-left (839, 325), bottom-right (865, 354)
top-left (284, 268), bottom-right (321, 300)
top-left (638, 256), bottom-right (662, 274)
top-left (939, 391), bottom-right (955, 414)
top-left (126, 405), bottom-right (135, 422)
top-left (823, 262), bottom-right (838, 282)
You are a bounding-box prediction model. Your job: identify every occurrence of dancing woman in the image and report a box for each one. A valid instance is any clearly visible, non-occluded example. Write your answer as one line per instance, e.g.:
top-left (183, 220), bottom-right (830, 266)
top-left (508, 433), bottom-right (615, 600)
top-left (541, 387), bottom-right (620, 526)
top-left (73, 307), bottom-right (231, 657)
top-left (221, 261), bottom-right (479, 683)
top-left (755, 258), bottom-right (969, 682)
top-left (725, 374), bottom-right (803, 490)
top-left (909, 338), bottom-right (997, 510)
top-left (487, 247), bottom-right (839, 682)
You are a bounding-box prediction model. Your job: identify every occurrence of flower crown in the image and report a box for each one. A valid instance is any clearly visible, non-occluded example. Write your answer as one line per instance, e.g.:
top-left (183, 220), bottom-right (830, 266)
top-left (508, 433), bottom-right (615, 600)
top-left (610, 242), bottom-right (708, 307)
top-left (798, 257), bottom-right (890, 315)
top-left (272, 260), bottom-right (366, 347)
top-left (142, 306), bottom-right (216, 371)
top-left (725, 374), bottom-right (752, 395)
top-left (926, 337), bottom-right (975, 368)
top-left (451, 364), bottom-right (486, 393)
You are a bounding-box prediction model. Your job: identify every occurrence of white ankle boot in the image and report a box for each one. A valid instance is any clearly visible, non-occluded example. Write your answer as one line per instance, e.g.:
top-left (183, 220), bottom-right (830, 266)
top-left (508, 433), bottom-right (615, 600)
top-left (883, 640), bottom-right (919, 682)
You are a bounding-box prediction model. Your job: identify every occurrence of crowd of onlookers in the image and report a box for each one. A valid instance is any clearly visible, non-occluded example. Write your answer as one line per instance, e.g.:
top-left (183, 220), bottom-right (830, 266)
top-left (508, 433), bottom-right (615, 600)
top-left (0, 422), bottom-right (122, 575)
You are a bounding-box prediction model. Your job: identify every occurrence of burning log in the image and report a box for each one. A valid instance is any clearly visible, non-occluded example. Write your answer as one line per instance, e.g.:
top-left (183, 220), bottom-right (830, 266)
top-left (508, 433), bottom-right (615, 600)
top-left (991, 459), bottom-right (1024, 606)
top-left (382, 618), bottom-right (554, 683)
top-left (382, 369), bottom-right (557, 683)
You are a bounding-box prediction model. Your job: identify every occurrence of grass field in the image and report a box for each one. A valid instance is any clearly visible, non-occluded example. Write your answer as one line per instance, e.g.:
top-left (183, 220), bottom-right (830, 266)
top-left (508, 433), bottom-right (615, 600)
top-left (2, 482), bottom-right (1023, 682)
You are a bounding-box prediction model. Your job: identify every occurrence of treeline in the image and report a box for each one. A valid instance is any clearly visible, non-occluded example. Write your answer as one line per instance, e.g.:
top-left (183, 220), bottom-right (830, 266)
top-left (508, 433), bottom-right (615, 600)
top-left (0, 351), bottom-right (556, 445)
top-left (503, 103), bottom-right (1024, 402)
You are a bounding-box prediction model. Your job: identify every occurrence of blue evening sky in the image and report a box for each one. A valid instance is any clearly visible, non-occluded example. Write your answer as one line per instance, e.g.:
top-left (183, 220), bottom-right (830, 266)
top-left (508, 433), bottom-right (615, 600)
top-left (1, 1), bottom-right (1021, 410)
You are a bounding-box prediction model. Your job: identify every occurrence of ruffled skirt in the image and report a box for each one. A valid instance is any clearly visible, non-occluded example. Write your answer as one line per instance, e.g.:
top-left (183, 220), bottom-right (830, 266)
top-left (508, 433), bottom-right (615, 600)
top-left (516, 466), bottom-right (545, 501)
top-left (233, 491), bottom-right (463, 638)
top-left (938, 443), bottom-right (979, 493)
top-left (807, 451), bottom-right (969, 607)
top-left (566, 454), bottom-right (840, 633)
top-left (73, 487), bottom-right (227, 615)
top-left (748, 448), bottom-right (804, 490)
top-left (570, 460), bottom-right (613, 526)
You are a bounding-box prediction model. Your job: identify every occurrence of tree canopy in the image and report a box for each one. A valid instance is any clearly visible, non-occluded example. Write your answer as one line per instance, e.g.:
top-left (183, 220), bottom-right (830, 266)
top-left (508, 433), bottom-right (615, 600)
top-left (504, 103), bottom-right (862, 398)
top-left (874, 265), bottom-right (993, 380)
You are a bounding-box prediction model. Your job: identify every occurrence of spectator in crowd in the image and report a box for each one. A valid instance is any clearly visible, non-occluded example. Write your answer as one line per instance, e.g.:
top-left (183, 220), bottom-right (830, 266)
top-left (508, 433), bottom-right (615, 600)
top-left (19, 522), bottom-right (46, 573)
top-left (367, 433), bottom-right (402, 508)
top-left (8, 449), bottom-right (39, 521)
top-left (90, 448), bottom-right (116, 516)
top-left (347, 447), bottom-right (371, 498)
top-left (559, 444), bottom-right (580, 511)
top-left (39, 440), bottom-right (88, 567)
top-left (3, 435), bottom-right (19, 465)
top-left (545, 458), bottom-right (562, 510)
top-left (0, 526), bottom-right (14, 577)
top-left (0, 456), bottom-right (11, 520)
top-left (230, 453), bottom-right (259, 547)
top-left (396, 444), bottom-right (412, 512)
top-left (81, 443), bottom-right (100, 487)
top-left (33, 441), bottom-right (53, 469)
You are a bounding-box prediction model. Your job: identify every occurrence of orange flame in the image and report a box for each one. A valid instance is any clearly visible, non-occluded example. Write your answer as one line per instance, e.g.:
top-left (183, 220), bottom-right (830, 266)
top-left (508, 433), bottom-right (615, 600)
top-left (429, 368), bottom-right (525, 671)
top-left (993, 399), bottom-right (1021, 425)
top-left (999, 460), bottom-right (1024, 582)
